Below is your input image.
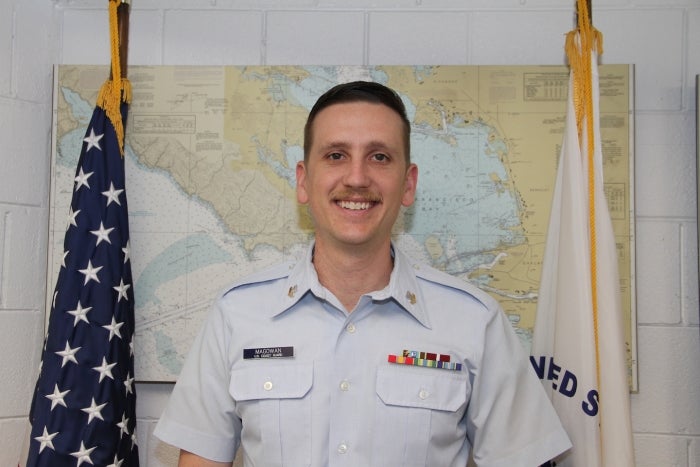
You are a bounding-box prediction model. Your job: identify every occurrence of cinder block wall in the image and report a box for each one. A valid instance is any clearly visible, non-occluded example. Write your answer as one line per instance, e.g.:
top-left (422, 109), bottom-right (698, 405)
top-left (1, 1), bottom-right (698, 466)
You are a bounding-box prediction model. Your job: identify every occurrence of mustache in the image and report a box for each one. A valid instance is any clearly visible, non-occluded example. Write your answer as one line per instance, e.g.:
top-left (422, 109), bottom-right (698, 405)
top-left (330, 189), bottom-right (382, 203)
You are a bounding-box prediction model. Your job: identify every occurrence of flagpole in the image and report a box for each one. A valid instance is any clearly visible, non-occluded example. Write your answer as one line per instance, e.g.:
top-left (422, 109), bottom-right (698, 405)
top-left (587, 0), bottom-right (592, 23)
top-left (118, 0), bottom-right (130, 79)
top-left (100, 0), bottom-right (132, 156)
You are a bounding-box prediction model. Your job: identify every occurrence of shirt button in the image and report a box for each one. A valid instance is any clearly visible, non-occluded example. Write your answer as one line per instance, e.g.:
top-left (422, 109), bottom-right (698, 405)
top-left (263, 381), bottom-right (273, 391)
top-left (339, 380), bottom-right (350, 391)
top-left (337, 443), bottom-right (348, 454)
top-left (346, 323), bottom-right (356, 333)
top-left (418, 389), bottom-right (429, 400)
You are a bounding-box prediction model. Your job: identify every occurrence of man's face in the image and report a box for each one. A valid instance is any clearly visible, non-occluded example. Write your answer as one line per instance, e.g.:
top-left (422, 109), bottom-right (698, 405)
top-left (296, 101), bottom-right (417, 252)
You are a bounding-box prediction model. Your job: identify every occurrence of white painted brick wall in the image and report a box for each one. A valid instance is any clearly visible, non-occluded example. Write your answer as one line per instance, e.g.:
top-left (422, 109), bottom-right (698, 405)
top-left (2, 1), bottom-right (698, 466)
top-left (267, 11), bottom-right (365, 64)
top-left (0, 1), bottom-right (58, 467)
top-left (164, 10), bottom-right (263, 65)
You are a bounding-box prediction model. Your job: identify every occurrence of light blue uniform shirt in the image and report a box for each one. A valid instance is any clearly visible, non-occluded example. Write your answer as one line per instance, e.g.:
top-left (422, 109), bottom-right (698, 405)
top-left (154, 244), bottom-right (570, 467)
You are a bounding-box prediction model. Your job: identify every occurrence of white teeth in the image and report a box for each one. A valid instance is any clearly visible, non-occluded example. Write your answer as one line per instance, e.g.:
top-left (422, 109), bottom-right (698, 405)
top-left (338, 201), bottom-right (371, 210)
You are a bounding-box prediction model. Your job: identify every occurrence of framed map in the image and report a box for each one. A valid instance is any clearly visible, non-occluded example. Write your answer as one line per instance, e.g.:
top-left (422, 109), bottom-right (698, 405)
top-left (48, 65), bottom-right (636, 386)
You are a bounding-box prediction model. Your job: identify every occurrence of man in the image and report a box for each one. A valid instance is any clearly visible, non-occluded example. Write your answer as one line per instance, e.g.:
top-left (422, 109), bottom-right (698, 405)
top-left (154, 81), bottom-right (571, 466)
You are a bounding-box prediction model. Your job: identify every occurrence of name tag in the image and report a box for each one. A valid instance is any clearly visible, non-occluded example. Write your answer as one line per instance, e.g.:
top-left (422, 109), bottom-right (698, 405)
top-left (243, 346), bottom-right (294, 359)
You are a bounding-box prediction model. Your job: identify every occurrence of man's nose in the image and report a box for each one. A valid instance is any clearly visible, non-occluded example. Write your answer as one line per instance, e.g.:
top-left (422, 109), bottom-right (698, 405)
top-left (343, 158), bottom-right (371, 187)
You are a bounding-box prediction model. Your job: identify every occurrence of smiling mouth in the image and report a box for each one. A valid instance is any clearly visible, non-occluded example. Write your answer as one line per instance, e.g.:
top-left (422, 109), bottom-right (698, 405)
top-left (337, 200), bottom-right (373, 210)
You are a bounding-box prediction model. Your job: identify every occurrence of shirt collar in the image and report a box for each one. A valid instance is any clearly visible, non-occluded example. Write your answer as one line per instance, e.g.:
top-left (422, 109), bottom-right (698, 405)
top-left (274, 242), bottom-right (431, 329)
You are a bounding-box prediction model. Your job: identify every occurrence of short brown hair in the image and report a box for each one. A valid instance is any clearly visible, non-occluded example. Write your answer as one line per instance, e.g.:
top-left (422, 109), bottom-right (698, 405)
top-left (303, 81), bottom-right (411, 163)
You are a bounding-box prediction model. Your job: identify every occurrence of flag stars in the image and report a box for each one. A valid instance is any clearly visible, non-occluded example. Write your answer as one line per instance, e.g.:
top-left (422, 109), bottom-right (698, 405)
top-left (61, 250), bottom-right (69, 268)
top-left (92, 357), bottom-right (117, 382)
top-left (83, 128), bottom-right (104, 152)
top-left (45, 384), bottom-right (70, 410)
top-left (102, 182), bottom-right (124, 206)
top-left (113, 279), bottom-right (131, 303)
top-left (79, 260), bottom-right (103, 285)
top-left (124, 372), bottom-right (135, 395)
top-left (34, 426), bottom-right (59, 453)
top-left (107, 454), bottom-right (125, 467)
top-left (117, 414), bottom-right (130, 437)
top-left (67, 207), bottom-right (80, 229)
top-left (91, 221), bottom-right (115, 245)
top-left (74, 167), bottom-right (94, 191)
top-left (122, 241), bottom-right (131, 264)
top-left (70, 441), bottom-right (97, 467)
top-left (67, 301), bottom-right (92, 327)
top-left (103, 316), bottom-right (124, 341)
top-left (81, 397), bottom-right (107, 424)
top-left (55, 341), bottom-right (81, 367)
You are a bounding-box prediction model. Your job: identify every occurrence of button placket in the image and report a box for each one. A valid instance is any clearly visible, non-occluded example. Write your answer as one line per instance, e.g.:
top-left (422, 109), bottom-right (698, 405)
top-left (330, 307), bottom-right (372, 464)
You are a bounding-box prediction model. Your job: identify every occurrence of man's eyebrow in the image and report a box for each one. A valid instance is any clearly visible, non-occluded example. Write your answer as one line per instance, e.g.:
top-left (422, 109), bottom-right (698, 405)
top-left (317, 140), bottom-right (397, 152)
top-left (366, 140), bottom-right (394, 151)
top-left (317, 140), bottom-right (351, 152)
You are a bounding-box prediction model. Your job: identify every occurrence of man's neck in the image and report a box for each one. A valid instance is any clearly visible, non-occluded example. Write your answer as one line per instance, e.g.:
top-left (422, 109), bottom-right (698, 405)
top-left (312, 239), bottom-right (394, 312)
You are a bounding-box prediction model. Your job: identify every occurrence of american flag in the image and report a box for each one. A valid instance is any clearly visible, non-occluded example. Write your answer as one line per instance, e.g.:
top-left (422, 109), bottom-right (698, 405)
top-left (26, 90), bottom-right (139, 466)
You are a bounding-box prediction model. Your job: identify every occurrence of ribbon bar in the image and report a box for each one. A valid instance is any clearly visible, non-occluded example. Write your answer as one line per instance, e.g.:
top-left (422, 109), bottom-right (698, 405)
top-left (388, 353), bottom-right (462, 371)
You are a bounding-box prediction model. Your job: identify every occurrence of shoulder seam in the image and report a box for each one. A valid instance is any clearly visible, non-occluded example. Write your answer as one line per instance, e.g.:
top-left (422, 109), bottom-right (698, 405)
top-left (221, 261), bottom-right (294, 297)
top-left (415, 265), bottom-right (498, 310)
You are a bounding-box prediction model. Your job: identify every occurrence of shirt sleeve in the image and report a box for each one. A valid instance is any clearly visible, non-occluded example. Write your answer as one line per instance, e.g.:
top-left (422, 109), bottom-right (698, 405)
top-left (153, 298), bottom-right (241, 463)
top-left (466, 308), bottom-right (571, 467)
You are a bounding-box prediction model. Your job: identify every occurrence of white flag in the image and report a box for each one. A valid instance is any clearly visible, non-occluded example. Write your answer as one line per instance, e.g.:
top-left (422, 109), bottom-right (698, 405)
top-left (530, 46), bottom-right (635, 466)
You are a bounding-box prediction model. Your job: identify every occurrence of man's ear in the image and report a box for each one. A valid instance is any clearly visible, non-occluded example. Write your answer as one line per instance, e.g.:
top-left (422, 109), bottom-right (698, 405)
top-left (296, 161), bottom-right (309, 204)
top-left (401, 163), bottom-right (418, 207)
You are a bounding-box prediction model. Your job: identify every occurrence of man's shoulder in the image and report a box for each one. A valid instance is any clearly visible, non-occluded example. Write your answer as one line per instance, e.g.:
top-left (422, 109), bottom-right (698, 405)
top-left (220, 261), bottom-right (296, 298)
top-left (405, 255), bottom-right (499, 311)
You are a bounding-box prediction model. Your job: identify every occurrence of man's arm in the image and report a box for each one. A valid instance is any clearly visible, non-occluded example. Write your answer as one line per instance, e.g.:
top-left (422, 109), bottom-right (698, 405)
top-left (178, 450), bottom-right (232, 467)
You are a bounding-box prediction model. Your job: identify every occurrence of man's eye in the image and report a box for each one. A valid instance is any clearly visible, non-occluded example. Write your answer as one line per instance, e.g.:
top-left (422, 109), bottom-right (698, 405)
top-left (373, 153), bottom-right (389, 162)
top-left (328, 152), bottom-right (344, 160)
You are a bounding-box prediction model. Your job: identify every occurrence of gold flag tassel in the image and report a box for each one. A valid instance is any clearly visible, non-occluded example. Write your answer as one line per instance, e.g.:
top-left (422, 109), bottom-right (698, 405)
top-left (96, 0), bottom-right (131, 156)
top-left (566, 0), bottom-right (605, 432)
top-left (565, 0), bottom-right (603, 142)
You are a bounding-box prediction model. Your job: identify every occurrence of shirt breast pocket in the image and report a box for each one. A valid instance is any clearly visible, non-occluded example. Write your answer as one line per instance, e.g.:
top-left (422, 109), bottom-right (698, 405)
top-left (373, 365), bottom-right (470, 467)
top-left (229, 362), bottom-right (313, 467)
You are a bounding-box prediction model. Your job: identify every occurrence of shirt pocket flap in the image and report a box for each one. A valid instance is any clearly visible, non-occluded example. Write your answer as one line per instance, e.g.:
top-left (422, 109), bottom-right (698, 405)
top-left (229, 363), bottom-right (313, 401)
top-left (376, 365), bottom-right (468, 412)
